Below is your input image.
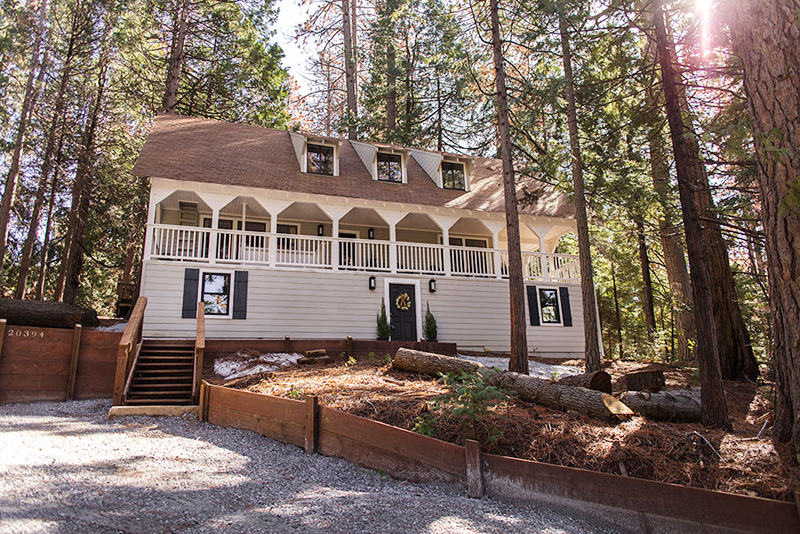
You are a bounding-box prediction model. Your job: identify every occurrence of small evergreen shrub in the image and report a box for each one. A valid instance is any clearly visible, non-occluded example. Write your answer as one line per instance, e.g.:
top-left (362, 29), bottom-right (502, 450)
top-left (423, 302), bottom-right (437, 341)
top-left (376, 298), bottom-right (392, 339)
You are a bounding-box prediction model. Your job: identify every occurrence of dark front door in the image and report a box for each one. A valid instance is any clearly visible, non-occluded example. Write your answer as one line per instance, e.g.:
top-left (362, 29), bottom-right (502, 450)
top-left (389, 284), bottom-right (417, 341)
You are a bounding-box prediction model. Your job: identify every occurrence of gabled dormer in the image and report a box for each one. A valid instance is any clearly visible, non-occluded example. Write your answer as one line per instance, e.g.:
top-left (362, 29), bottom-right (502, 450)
top-left (409, 149), bottom-right (473, 192)
top-left (289, 132), bottom-right (342, 177)
top-left (351, 141), bottom-right (410, 184)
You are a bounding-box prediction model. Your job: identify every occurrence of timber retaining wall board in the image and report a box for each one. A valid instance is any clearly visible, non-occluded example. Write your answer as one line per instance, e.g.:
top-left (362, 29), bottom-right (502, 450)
top-left (199, 382), bottom-right (799, 534)
top-left (0, 324), bottom-right (121, 404)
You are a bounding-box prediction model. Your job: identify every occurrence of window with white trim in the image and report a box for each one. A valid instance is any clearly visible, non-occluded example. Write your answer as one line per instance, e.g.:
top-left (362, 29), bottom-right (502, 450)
top-left (377, 153), bottom-right (402, 182)
top-left (202, 273), bottom-right (231, 316)
top-left (538, 288), bottom-right (561, 324)
top-left (442, 162), bottom-right (465, 190)
top-left (307, 144), bottom-right (334, 175)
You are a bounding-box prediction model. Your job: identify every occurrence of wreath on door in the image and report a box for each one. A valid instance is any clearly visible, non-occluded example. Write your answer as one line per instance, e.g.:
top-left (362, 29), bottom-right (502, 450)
top-left (395, 293), bottom-right (411, 311)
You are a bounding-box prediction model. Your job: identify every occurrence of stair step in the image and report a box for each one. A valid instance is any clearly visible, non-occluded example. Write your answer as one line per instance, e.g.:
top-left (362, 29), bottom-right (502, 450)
top-left (137, 362), bottom-right (194, 368)
top-left (135, 371), bottom-right (193, 377)
top-left (139, 354), bottom-right (194, 360)
top-left (133, 375), bottom-right (193, 382)
top-left (141, 352), bottom-right (194, 356)
top-left (131, 382), bottom-right (194, 391)
top-left (125, 398), bottom-right (193, 406)
top-left (127, 389), bottom-right (193, 396)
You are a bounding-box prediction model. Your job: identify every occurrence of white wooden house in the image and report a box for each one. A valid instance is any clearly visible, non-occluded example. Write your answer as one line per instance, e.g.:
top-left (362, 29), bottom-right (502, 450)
top-left (132, 114), bottom-right (586, 357)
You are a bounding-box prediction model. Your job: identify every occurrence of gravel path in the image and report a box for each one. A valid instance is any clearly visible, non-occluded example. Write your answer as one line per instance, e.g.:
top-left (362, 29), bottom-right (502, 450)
top-left (0, 400), bottom-right (613, 534)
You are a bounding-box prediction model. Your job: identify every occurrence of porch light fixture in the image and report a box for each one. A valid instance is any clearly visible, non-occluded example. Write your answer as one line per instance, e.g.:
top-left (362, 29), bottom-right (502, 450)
top-left (368, 228), bottom-right (375, 239)
top-left (369, 276), bottom-right (377, 291)
top-left (429, 279), bottom-right (436, 293)
top-left (317, 224), bottom-right (324, 236)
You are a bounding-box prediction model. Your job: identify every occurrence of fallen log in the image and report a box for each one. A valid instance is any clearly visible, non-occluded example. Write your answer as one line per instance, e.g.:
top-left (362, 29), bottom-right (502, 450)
top-left (619, 389), bottom-right (701, 423)
top-left (0, 299), bottom-right (99, 328)
top-left (557, 371), bottom-right (613, 394)
top-left (393, 348), bottom-right (632, 421)
top-left (625, 370), bottom-right (665, 392)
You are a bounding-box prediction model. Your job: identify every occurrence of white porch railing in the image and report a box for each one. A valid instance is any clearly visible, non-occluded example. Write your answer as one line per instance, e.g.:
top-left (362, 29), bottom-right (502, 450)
top-left (146, 224), bottom-right (580, 283)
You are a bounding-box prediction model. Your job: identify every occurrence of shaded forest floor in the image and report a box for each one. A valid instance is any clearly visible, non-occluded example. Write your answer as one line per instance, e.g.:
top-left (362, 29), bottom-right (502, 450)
top-left (206, 354), bottom-right (798, 502)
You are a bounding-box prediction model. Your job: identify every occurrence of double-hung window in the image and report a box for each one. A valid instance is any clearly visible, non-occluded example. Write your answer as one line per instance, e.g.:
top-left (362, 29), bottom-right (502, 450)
top-left (538, 288), bottom-right (561, 324)
top-left (307, 144), bottom-right (334, 175)
top-left (202, 273), bottom-right (231, 316)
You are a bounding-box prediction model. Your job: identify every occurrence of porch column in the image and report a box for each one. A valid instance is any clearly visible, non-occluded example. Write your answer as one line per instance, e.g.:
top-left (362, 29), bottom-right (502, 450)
top-left (317, 205), bottom-right (350, 271)
top-left (378, 211), bottom-right (406, 274)
top-left (203, 197), bottom-right (228, 266)
top-left (430, 214), bottom-right (458, 277)
top-left (526, 223), bottom-right (554, 282)
top-left (483, 220), bottom-right (506, 280)
top-left (262, 199), bottom-right (293, 267)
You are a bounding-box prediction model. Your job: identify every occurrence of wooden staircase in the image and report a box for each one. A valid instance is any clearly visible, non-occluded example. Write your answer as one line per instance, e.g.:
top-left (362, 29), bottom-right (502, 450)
top-left (125, 340), bottom-right (195, 405)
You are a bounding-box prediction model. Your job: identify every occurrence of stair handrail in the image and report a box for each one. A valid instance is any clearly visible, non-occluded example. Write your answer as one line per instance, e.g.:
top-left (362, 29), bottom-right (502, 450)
top-left (112, 296), bottom-right (147, 406)
top-left (193, 301), bottom-right (205, 403)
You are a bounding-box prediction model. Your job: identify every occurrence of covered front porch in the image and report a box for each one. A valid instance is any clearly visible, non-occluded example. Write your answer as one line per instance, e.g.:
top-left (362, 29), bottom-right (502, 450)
top-left (144, 185), bottom-right (580, 284)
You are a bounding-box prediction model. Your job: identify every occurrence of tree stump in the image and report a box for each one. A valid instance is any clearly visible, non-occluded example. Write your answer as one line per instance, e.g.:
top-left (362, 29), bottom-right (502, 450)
top-left (625, 370), bottom-right (665, 392)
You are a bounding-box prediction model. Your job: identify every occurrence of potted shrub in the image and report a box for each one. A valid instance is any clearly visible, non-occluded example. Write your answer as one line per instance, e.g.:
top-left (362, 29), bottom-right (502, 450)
top-left (423, 302), bottom-right (438, 342)
top-left (376, 298), bottom-right (391, 340)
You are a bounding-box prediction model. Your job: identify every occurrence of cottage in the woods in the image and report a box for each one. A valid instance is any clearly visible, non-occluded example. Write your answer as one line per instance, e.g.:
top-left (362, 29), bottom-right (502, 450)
top-left (132, 113), bottom-right (586, 357)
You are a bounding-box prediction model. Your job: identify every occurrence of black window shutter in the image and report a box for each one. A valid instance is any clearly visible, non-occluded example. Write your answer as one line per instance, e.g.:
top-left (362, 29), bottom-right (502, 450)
top-left (182, 268), bottom-right (199, 318)
top-left (233, 271), bottom-right (249, 320)
top-left (559, 287), bottom-right (573, 327)
top-left (526, 285), bottom-right (540, 326)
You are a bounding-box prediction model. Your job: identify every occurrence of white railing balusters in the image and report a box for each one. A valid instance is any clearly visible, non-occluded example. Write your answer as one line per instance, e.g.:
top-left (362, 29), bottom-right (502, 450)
top-left (146, 224), bottom-right (579, 283)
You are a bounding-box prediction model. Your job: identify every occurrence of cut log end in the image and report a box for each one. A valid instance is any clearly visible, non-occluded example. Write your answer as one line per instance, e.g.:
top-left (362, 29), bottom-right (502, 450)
top-left (558, 371), bottom-right (613, 394)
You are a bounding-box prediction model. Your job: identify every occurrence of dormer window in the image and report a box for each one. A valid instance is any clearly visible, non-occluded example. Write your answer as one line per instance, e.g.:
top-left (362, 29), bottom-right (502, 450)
top-left (377, 153), bottom-right (402, 182)
top-left (307, 144), bottom-right (334, 175)
top-left (442, 162), bottom-right (465, 190)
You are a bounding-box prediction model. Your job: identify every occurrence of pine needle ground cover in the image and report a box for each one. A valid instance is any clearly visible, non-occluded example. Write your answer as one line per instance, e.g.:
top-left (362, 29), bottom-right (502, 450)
top-left (206, 355), bottom-right (798, 502)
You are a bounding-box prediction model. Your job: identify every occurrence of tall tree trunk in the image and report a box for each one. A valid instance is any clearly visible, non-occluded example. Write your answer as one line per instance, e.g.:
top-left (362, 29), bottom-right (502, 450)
top-left (34, 134), bottom-right (67, 300)
top-left (386, 40), bottom-right (397, 133)
top-left (649, 132), bottom-right (696, 362)
top-left (14, 7), bottom-right (82, 299)
top-left (653, 0), bottom-right (730, 429)
top-left (490, 0), bottom-right (527, 374)
top-left (162, 0), bottom-right (191, 113)
top-left (655, 5), bottom-right (758, 380)
top-left (558, 12), bottom-right (601, 372)
top-left (62, 42), bottom-right (110, 306)
top-left (612, 262), bottom-right (623, 359)
top-left (636, 218), bottom-right (657, 339)
top-left (0, 0), bottom-right (49, 283)
top-left (728, 0), bottom-right (800, 456)
top-left (342, 0), bottom-right (357, 139)
top-left (435, 75), bottom-right (443, 151)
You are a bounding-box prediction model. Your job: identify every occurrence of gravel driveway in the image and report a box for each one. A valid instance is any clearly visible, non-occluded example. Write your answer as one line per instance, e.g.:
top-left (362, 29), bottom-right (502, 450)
top-left (0, 400), bottom-right (612, 533)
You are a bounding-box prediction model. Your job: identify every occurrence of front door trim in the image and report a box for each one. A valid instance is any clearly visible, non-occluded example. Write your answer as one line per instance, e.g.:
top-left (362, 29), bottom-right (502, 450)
top-left (384, 278), bottom-right (422, 342)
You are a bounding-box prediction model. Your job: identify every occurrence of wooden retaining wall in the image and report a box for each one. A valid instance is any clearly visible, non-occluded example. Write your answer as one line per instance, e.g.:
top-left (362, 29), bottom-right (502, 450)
top-left (0, 320), bottom-right (121, 404)
top-left (200, 382), bottom-right (799, 534)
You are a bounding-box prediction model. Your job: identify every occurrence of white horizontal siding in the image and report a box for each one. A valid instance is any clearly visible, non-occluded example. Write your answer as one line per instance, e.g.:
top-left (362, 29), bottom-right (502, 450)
top-left (141, 261), bottom-right (586, 357)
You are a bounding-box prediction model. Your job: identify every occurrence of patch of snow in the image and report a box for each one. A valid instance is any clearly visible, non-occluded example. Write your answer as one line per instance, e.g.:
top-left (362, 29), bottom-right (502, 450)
top-left (213, 351), bottom-right (303, 380)
top-left (95, 322), bottom-right (128, 332)
top-left (457, 354), bottom-right (582, 380)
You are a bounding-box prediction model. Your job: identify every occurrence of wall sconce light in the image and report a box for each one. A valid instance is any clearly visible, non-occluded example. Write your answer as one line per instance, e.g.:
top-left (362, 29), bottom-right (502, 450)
top-left (369, 276), bottom-right (377, 291)
top-left (368, 227), bottom-right (375, 240)
top-left (429, 279), bottom-right (436, 293)
top-left (317, 224), bottom-right (324, 236)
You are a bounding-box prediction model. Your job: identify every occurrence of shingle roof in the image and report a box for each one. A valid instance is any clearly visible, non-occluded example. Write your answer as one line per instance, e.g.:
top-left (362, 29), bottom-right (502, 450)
top-left (131, 113), bottom-right (575, 219)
